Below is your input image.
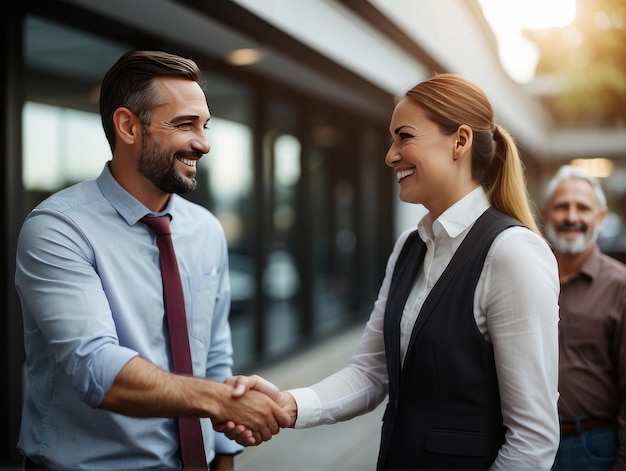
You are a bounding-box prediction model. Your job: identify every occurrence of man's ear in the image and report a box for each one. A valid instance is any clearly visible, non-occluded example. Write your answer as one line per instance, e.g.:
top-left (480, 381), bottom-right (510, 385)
top-left (113, 107), bottom-right (140, 145)
top-left (597, 206), bottom-right (609, 227)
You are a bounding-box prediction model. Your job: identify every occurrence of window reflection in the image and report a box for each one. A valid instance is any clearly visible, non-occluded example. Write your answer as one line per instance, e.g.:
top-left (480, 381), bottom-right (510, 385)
top-left (263, 133), bottom-right (302, 357)
top-left (274, 135), bottom-right (301, 187)
top-left (308, 135), bottom-right (355, 335)
top-left (23, 102), bottom-right (109, 192)
top-left (194, 117), bottom-right (257, 370)
top-left (199, 117), bottom-right (252, 246)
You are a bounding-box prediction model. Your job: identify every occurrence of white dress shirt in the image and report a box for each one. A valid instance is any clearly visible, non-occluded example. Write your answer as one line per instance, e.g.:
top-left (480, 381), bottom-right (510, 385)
top-left (289, 186), bottom-right (560, 470)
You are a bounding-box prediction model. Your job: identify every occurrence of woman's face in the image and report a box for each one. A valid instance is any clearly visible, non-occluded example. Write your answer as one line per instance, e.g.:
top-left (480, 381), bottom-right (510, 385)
top-left (386, 98), bottom-right (458, 216)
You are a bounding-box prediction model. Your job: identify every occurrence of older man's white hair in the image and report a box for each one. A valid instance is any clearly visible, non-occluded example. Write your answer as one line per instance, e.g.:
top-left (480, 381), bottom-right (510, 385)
top-left (543, 165), bottom-right (607, 209)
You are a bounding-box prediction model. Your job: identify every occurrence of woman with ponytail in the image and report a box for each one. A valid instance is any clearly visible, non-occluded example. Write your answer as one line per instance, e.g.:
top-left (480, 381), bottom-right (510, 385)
top-left (223, 73), bottom-right (560, 470)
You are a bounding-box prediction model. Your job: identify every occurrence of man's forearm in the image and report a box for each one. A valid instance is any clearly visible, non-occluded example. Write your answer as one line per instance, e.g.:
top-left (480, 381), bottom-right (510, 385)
top-left (100, 356), bottom-right (292, 444)
top-left (100, 356), bottom-right (225, 417)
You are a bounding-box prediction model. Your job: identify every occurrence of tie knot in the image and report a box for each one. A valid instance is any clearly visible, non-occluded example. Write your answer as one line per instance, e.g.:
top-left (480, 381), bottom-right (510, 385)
top-left (141, 215), bottom-right (171, 236)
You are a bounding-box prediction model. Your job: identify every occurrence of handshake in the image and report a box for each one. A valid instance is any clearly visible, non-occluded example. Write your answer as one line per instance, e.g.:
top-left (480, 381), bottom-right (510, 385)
top-left (213, 375), bottom-right (297, 446)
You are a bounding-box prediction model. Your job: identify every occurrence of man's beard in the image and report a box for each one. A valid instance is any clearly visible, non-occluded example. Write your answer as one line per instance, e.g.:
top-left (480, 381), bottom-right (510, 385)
top-left (138, 134), bottom-right (199, 195)
top-left (544, 221), bottom-right (599, 255)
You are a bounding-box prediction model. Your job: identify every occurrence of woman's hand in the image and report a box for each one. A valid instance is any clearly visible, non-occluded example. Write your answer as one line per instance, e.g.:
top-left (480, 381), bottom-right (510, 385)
top-left (213, 375), bottom-right (298, 446)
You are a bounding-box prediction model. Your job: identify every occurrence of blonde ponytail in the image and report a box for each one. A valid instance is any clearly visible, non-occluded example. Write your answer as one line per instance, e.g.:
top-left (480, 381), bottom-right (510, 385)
top-left (488, 125), bottom-right (540, 234)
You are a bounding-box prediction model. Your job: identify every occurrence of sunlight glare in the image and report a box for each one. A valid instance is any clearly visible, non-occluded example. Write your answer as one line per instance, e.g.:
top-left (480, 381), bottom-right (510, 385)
top-left (479, 0), bottom-right (577, 83)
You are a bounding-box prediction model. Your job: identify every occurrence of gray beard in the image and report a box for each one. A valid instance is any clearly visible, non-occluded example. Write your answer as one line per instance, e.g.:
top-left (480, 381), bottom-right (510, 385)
top-left (544, 223), bottom-right (598, 255)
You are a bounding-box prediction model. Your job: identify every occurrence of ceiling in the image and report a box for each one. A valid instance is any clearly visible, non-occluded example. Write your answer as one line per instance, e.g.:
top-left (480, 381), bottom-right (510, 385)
top-left (58, 0), bottom-right (626, 164)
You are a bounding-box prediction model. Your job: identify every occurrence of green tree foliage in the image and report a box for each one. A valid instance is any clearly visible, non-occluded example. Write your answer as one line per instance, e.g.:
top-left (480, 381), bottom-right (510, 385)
top-left (527, 0), bottom-right (626, 127)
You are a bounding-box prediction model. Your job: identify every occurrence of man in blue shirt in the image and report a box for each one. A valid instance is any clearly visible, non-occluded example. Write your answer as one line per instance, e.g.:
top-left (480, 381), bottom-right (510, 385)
top-left (15, 50), bottom-right (289, 470)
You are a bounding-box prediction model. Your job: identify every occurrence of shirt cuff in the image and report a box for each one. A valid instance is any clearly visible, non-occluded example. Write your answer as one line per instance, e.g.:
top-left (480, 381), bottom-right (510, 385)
top-left (88, 347), bottom-right (139, 407)
top-left (287, 387), bottom-right (321, 428)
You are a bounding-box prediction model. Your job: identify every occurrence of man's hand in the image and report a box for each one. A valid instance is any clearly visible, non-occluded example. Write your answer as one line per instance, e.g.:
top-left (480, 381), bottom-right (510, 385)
top-left (213, 375), bottom-right (298, 446)
top-left (228, 375), bottom-right (297, 424)
top-left (211, 382), bottom-right (292, 446)
top-left (100, 357), bottom-right (290, 446)
top-left (228, 375), bottom-right (281, 400)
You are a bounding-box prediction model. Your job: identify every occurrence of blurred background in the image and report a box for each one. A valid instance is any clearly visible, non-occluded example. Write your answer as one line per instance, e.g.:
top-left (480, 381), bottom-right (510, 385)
top-left (1, 0), bottom-right (624, 467)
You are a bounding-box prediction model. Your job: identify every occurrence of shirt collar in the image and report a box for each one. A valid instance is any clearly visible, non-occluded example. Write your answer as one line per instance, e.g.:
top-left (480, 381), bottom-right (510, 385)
top-left (576, 244), bottom-right (603, 281)
top-left (96, 162), bottom-right (175, 226)
top-left (418, 186), bottom-right (490, 240)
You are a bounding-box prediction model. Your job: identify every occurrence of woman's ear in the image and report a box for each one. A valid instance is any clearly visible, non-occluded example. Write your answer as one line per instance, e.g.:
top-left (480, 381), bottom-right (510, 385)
top-left (453, 124), bottom-right (473, 159)
top-left (113, 107), bottom-right (140, 145)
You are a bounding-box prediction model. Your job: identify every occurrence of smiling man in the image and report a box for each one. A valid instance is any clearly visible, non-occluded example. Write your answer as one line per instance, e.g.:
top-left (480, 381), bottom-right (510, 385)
top-left (15, 50), bottom-right (289, 470)
top-left (542, 165), bottom-right (626, 469)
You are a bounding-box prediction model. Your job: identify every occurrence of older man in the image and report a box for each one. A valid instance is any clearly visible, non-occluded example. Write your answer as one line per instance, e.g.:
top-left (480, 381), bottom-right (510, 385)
top-left (542, 165), bottom-right (626, 469)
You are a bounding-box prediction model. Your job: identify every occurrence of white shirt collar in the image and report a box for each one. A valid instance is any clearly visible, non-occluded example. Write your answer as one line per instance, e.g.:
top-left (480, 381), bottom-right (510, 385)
top-left (418, 186), bottom-right (490, 240)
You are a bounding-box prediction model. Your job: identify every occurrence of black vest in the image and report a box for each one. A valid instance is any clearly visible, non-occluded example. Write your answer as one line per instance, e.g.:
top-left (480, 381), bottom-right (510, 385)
top-left (377, 208), bottom-right (523, 470)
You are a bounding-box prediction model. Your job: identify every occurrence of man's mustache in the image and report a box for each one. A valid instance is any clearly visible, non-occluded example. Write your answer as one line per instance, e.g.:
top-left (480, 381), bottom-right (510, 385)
top-left (174, 150), bottom-right (204, 160)
top-left (556, 222), bottom-right (587, 232)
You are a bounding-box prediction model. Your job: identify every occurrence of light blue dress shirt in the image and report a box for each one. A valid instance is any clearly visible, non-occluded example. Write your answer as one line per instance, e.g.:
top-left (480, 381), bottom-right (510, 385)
top-left (15, 162), bottom-right (242, 469)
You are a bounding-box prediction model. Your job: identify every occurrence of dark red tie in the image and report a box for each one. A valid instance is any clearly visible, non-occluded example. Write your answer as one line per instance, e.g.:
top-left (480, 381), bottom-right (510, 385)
top-left (141, 215), bottom-right (207, 470)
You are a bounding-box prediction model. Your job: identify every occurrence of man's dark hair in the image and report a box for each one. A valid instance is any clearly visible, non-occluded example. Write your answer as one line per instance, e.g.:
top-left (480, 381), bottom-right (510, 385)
top-left (99, 50), bottom-right (202, 151)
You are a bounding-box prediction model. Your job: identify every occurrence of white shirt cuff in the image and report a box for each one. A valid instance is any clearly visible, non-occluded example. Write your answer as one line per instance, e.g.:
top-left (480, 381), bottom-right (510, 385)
top-left (287, 387), bottom-right (321, 428)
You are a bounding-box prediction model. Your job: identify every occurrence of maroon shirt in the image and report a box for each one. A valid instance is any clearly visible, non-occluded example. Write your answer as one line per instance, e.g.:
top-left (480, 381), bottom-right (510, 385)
top-left (558, 244), bottom-right (626, 467)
